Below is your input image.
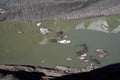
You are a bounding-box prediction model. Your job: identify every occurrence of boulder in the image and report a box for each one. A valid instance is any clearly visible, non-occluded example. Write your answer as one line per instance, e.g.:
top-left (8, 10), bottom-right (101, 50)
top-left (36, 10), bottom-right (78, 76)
top-left (95, 49), bottom-right (108, 58)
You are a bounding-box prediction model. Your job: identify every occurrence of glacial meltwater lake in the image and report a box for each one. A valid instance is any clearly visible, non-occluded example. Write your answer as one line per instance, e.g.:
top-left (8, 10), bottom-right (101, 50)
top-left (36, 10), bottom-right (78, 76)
top-left (0, 15), bottom-right (120, 68)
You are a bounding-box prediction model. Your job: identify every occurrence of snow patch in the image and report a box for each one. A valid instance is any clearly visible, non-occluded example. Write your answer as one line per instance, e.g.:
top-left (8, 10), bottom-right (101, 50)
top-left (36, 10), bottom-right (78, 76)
top-left (87, 19), bottom-right (109, 33)
top-left (111, 25), bottom-right (120, 33)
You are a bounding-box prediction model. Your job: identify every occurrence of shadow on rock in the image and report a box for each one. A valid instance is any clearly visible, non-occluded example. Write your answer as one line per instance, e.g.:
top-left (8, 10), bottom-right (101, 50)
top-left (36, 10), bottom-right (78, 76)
top-left (51, 63), bottom-right (120, 80)
top-left (0, 69), bottom-right (45, 80)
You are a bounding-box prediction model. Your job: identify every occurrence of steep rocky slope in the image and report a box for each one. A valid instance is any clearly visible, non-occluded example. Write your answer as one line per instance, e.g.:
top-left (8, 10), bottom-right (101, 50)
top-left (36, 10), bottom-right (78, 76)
top-left (0, 0), bottom-right (120, 21)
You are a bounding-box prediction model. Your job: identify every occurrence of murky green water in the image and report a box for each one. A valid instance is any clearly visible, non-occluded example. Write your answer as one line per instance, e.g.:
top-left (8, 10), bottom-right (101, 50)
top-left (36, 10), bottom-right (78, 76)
top-left (0, 15), bottom-right (120, 68)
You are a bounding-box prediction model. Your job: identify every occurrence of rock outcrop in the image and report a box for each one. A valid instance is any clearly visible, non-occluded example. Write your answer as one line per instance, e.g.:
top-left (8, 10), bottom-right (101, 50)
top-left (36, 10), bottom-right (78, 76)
top-left (0, 64), bottom-right (96, 80)
top-left (0, 63), bottom-right (120, 80)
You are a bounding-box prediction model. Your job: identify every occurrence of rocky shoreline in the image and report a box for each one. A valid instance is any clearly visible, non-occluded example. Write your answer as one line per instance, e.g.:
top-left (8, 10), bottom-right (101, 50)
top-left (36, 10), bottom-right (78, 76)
top-left (0, 64), bottom-right (97, 80)
top-left (0, 64), bottom-right (120, 80)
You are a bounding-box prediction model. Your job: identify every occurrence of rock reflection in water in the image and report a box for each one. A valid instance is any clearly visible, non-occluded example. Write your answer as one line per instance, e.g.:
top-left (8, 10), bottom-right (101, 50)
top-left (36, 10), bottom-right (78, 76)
top-left (76, 43), bottom-right (88, 56)
top-left (88, 55), bottom-right (101, 65)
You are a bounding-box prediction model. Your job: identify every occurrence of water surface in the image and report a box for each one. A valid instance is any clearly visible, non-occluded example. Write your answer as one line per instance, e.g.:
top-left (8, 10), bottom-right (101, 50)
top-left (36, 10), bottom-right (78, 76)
top-left (0, 15), bottom-right (120, 68)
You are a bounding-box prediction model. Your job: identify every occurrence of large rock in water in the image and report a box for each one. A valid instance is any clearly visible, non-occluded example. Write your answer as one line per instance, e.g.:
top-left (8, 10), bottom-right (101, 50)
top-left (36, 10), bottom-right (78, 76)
top-left (95, 49), bottom-right (108, 58)
top-left (0, 0), bottom-right (120, 21)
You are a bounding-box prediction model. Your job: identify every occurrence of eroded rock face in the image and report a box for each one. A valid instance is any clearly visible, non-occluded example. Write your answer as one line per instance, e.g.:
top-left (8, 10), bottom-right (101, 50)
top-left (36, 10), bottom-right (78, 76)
top-left (0, 0), bottom-right (120, 21)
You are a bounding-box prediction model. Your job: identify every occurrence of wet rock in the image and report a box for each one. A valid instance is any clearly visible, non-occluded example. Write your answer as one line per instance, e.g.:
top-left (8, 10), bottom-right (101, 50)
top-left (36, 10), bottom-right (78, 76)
top-left (80, 43), bottom-right (88, 51)
top-left (95, 49), bottom-right (108, 58)
top-left (76, 51), bottom-right (87, 56)
top-left (76, 43), bottom-right (88, 56)
top-left (55, 66), bottom-right (71, 72)
top-left (55, 31), bottom-right (65, 39)
top-left (89, 55), bottom-right (101, 65)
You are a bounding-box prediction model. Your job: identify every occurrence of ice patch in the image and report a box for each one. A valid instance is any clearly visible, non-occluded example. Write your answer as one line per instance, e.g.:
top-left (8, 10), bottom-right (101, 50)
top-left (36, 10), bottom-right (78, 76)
top-left (57, 40), bottom-right (71, 44)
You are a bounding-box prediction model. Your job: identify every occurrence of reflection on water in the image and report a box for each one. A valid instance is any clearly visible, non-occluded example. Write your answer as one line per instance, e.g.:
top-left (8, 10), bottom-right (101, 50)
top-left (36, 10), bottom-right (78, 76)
top-left (0, 15), bottom-right (120, 68)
